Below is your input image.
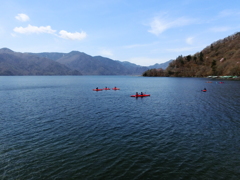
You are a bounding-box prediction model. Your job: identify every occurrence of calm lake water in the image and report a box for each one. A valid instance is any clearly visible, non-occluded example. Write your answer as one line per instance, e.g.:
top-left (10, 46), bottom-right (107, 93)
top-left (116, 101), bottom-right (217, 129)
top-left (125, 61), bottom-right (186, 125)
top-left (0, 76), bottom-right (240, 179)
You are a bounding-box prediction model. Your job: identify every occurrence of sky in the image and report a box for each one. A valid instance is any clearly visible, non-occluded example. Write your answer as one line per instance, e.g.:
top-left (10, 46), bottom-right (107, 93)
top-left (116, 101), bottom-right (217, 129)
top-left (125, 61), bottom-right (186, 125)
top-left (1, 0), bottom-right (240, 66)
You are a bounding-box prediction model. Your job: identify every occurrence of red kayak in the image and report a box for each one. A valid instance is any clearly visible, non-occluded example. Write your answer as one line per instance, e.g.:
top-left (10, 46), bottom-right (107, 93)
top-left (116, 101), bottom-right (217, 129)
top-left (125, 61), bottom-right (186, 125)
top-left (131, 94), bottom-right (150, 97)
top-left (93, 89), bottom-right (103, 91)
top-left (112, 88), bottom-right (120, 90)
top-left (103, 88), bottom-right (111, 90)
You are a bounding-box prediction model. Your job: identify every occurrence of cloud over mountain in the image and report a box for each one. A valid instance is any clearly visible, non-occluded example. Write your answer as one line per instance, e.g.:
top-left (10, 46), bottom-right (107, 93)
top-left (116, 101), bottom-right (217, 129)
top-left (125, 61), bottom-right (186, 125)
top-left (14, 24), bottom-right (56, 34)
top-left (13, 14), bottom-right (87, 41)
top-left (59, 30), bottom-right (87, 40)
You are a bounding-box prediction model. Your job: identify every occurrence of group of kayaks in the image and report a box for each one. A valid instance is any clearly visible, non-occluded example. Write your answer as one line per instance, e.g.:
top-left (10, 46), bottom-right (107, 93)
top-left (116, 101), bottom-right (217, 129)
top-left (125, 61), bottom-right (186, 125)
top-left (94, 80), bottom-right (225, 94)
top-left (93, 87), bottom-right (150, 97)
top-left (93, 87), bottom-right (120, 91)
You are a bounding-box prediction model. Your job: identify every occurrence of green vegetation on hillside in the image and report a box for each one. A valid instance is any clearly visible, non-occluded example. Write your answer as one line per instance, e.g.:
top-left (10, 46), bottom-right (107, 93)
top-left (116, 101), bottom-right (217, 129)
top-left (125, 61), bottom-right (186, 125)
top-left (143, 32), bottom-right (240, 77)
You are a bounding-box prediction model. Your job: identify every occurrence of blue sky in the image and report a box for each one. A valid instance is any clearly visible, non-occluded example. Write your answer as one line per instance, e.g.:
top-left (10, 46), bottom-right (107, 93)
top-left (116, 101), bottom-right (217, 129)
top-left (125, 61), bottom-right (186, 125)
top-left (1, 0), bottom-right (240, 66)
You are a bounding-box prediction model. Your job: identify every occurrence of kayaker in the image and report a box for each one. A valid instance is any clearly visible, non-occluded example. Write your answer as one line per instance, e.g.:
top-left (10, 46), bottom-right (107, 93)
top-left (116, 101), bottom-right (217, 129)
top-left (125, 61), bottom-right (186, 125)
top-left (136, 92), bottom-right (139, 96)
top-left (141, 92), bottom-right (143, 95)
top-left (96, 87), bottom-right (98, 90)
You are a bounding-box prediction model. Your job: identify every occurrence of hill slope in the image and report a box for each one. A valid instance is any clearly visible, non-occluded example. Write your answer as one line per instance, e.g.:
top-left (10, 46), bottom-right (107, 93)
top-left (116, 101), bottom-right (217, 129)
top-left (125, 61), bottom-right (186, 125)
top-left (143, 32), bottom-right (240, 77)
top-left (0, 48), bottom-right (81, 75)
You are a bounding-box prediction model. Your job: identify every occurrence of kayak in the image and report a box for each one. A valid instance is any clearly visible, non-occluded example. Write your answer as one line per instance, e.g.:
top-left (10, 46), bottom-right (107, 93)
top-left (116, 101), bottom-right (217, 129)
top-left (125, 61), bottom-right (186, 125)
top-left (201, 90), bottom-right (207, 92)
top-left (103, 88), bottom-right (111, 90)
top-left (112, 88), bottom-right (120, 90)
top-left (93, 89), bottom-right (103, 91)
top-left (131, 94), bottom-right (150, 97)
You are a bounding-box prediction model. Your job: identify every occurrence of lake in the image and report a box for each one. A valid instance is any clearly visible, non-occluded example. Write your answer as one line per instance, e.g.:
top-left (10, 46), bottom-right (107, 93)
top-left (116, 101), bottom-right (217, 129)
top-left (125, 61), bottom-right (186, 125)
top-left (0, 76), bottom-right (240, 179)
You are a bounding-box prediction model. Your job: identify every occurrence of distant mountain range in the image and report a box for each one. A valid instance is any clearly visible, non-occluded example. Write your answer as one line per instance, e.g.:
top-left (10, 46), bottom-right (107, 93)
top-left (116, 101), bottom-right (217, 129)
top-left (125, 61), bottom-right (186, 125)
top-left (0, 48), bottom-right (172, 75)
top-left (0, 48), bottom-right (80, 75)
top-left (148, 60), bottom-right (173, 69)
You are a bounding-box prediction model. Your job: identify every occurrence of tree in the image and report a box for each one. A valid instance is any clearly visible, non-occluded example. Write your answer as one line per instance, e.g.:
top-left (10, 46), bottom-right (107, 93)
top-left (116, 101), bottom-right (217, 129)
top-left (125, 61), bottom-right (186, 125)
top-left (186, 55), bottom-right (192, 62)
top-left (211, 60), bottom-right (217, 75)
top-left (211, 44), bottom-right (213, 50)
top-left (199, 52), bottom-right (204, 62)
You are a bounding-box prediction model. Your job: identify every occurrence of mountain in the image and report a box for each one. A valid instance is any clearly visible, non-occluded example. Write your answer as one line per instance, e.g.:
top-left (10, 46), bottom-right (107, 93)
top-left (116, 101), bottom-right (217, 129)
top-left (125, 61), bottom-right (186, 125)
top-left (54, 51), bottom-right (148, 75)
top-left (143, 32), bottom-right (240, 77)
top-left (31, 51), bottom-right (173, 75)
top-left (116, 61), bottom-right (149, 74)
top-left (57, 52), bottom-right (126, 75)
top-left (0, 48), bottom-right (81, 75)
top-left (28, 52), bottom-right (66, 61)
top-left (148, 60), bottom-right (173, 69)
top-left (0, 48), bottom-right (173, 76)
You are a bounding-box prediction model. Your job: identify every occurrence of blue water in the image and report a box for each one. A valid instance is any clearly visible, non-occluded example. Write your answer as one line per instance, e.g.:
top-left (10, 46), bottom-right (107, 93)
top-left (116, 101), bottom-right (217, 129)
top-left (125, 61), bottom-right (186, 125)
top-left (0, 76), bottom-right (240, 179)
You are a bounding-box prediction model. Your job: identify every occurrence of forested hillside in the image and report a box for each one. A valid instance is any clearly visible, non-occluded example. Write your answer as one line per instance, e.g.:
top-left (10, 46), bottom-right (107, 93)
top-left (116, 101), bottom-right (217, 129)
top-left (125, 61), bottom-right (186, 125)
top-left (143, 32), bottom-right (240, 77)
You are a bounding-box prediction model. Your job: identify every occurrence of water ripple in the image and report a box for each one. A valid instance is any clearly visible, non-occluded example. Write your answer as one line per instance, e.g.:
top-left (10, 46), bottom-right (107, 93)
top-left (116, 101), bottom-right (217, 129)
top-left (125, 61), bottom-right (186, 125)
top-left (1, 77), bottom-right (240, 179)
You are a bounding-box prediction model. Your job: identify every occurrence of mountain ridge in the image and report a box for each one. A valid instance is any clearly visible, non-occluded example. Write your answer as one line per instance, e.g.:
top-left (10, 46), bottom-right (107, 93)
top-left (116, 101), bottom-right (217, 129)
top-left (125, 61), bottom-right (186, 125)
top-left (0, 48), bottom-right (81, 75)
top-left (29, 50), bottom-right (171, 71)
top-left (0, 48), bottom-right (172, 75)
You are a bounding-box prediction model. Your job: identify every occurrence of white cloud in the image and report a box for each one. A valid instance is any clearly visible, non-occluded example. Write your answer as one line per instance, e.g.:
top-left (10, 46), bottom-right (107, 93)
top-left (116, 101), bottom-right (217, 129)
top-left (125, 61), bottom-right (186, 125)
top-left (59, 30), bottom-right (87, 40)
top-left (99, 49), bottom-right (113, 57)
top-left (14, 24), bottom-right (56, 34)
top-left (148, 15), bottom-right (194, 36)
top-left (148, 17), bottom-right (169, 35)
top-left (13, 24), bottom-right (87, 41)
top-left (186, 37), bottom-right (194, 45)
top-left (15, 13), bottom-right (30, 22)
